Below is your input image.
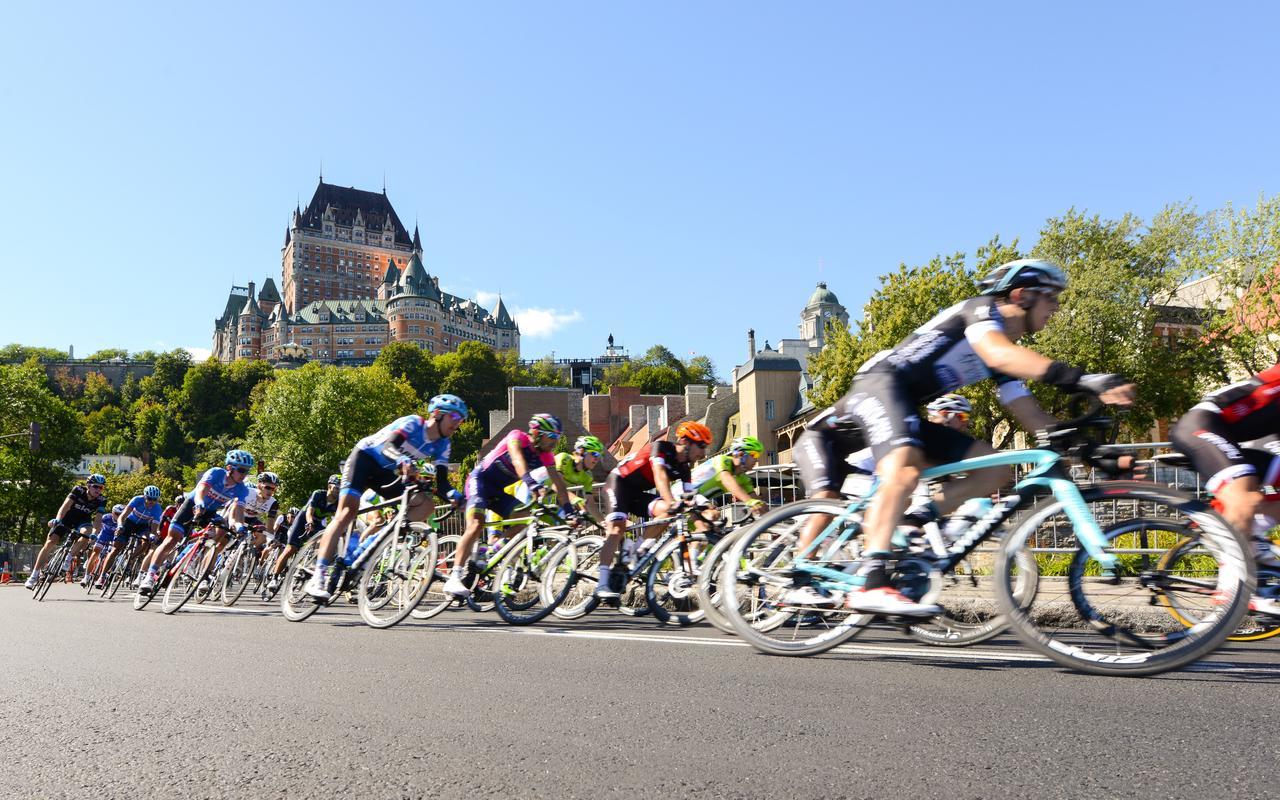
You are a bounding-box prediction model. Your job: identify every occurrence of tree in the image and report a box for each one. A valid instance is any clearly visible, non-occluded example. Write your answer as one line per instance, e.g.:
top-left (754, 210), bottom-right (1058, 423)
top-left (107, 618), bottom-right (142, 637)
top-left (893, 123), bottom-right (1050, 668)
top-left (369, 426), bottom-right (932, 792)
top-left (600, 344), bottom-right (719, 394)
top-left (0, 362), bottom-right (86, 542)
top-left (133, 401), bottom-right (187, 464)
top-left (0, 344), bottom-right (66, 362)
top-left (246, 363), bottom-right (418, 507)
top-left (1184, 194), bottom-right (1280, 379)
top-left (139, 348), bottom-right (192, 403)
top-left (374, 341), bottom-right (438, 400)
top-left (84, 348), bottom-right (129, 361)
top-left (103, 468), bottom-right (182, 509)
top-left (83, 406), bottom-right (132, 454)
top-left (1029, 206), bottom-right (1206, 435)
top-left (435, 341), bottom-right (509, 422)
top-left (78, 372), bottom-right (118, 413)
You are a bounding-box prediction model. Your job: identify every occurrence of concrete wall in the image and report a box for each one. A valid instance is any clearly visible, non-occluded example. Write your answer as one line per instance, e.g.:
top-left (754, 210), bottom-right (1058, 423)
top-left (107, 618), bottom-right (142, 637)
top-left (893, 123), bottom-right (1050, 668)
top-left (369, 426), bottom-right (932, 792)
top-left (37, 361), bottom-right (156, 390)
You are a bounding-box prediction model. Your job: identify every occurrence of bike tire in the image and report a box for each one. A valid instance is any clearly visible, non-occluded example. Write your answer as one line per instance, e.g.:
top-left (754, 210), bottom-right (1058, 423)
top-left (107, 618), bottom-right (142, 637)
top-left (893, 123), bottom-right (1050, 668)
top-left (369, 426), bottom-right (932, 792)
top-left (646, 536), bottom-right (707, 626)
top-left (280, 537), bottom-right (324, 622)
top-left (1155, 528), bottom-right (1280, 642)
top-left (493, 530), bottom-right (571, 625)
top-left (696, 526), bottom-right (750, 634)
top-left (411, 533), bottom-right (461, 621)
top-left (33, 543), bottom-right (69, 602)
top-left (162, 540), bottom-right (215, 615)
top-left (358, 523), bottom-right (437, 629)
top-left (220, 543), bottom-right (257, 607)
top-left (722, 499), bottom-right (872, 656)
top-left (543, 534), bottom-right (603, 620)
top-left (995, 482), bottom-right (1254, 676)
top-left (906, 546), bottom-right (1039, 648)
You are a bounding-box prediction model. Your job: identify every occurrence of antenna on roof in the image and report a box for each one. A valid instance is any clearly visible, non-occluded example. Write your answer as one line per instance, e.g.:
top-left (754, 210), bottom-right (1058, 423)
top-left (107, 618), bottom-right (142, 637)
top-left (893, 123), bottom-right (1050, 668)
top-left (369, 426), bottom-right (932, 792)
top-left (382, 171), bottom-right (387, 194)
top-left (319, 160), bottom-right (323, 183)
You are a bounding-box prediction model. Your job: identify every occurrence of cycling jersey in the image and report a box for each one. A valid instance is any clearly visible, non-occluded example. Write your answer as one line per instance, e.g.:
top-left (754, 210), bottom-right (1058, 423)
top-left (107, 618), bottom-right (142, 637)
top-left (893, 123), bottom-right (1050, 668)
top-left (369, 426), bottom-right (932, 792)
top-left (241, 487), bottom-right (279, 524)
top-left (860, 296), bottom-right (1031, 406)
top-left (156, 505), bottom-right (177, 540)
top-left (121, 495), bottom-right (164, 527)
top-left (283, 489), bottom-right (340, 546)
top-left (476, 430), bottom-right (556, 482)
top-left (94, 517), bottom-right (118, 546)
top-left (615, 441), bottom-right (692, 489)
top-left (1172, 363), bottom-right (1280, 492)
top-left (356, 414), bottom-right (452, 468)
top-left (689, 454), bottom-right (754, 499)
top-left (193, 468), bottom-right (251, 512)
top-left (508, 452), bottom-right (595, 506)
top-left (59, 485), bottom-right (106, 529)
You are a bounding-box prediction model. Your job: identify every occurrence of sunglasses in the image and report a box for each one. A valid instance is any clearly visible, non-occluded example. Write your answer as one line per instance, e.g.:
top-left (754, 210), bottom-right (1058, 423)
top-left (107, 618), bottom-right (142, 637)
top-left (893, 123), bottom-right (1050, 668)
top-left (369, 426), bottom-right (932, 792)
top-left (444, 411), bottom-right (465, 423)
top-left (942, 411), bottom-right (970, 422)
top-left (259, 484), bottom-right (277, 490)
top-left (540, 431), bottom-right (561, 441)
top-left (229, 466), bottom-right (248, 475)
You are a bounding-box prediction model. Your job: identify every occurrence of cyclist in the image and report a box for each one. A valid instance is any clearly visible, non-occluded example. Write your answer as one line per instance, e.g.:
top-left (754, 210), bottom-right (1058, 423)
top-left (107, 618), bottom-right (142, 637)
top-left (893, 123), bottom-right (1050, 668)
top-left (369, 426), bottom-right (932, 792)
top-left (305, 394), bottom-right (468, 601)
top-left (443, 413), bottom-right (575, 599)
top-left (136, 451), bottom-right (256, 596)
top-left (1170, 361), bottom-right (1280, 612)
top-left (266, 476), bottom-right (340, 597)
top-left (238, 472), bottom-right (281, 550)
top-left (24, 474), bottom-right (107, 590)
top-left (510, 434), bottom-right (605, 514)
top-left (791, 258), bottom-right (1134, 615)
top-left (98, 486), bottom-right (166, 589)
top-left (596, 421), bottom-right (713, 599)
top-left (688, 435), bottom-right (769, 520)
top-left (81, 508), bottom-right (122, 586)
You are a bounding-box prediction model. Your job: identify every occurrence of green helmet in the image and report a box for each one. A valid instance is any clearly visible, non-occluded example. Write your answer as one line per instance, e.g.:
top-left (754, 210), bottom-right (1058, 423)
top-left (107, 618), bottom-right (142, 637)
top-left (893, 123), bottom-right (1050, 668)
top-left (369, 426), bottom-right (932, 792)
top-left (574, 435), bottom-right (605, 454)
top-left (730, 436), bottom-right (764, 457)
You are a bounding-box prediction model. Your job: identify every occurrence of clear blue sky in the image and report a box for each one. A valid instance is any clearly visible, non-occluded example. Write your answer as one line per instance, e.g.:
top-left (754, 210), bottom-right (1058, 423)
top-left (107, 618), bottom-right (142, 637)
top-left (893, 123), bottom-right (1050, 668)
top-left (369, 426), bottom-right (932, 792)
top-left (2, 2), bottom-right (1277, 376)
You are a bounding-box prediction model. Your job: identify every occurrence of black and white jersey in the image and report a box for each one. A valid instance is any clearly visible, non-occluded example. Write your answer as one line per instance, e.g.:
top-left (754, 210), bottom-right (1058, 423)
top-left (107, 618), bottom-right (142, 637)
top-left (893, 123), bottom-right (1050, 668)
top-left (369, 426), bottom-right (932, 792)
top-left (860, 296), bottom-right (1030, 405)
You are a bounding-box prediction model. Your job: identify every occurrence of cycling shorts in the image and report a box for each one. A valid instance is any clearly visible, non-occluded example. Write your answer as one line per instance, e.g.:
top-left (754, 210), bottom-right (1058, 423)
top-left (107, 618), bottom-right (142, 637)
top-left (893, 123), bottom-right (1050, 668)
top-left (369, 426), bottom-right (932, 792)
top-left (167, 497), bottom-right (213, 538)
top-left (340, 448), bottom-right (404, 500)
top-left (94, 529), bottom-right (116, 547)
top-left (1171, 405), bottom-right (1280, 492)
top-left (465, 469), bottom-right (521, 518)
top-left (603, 472), bottom-right (661, 523)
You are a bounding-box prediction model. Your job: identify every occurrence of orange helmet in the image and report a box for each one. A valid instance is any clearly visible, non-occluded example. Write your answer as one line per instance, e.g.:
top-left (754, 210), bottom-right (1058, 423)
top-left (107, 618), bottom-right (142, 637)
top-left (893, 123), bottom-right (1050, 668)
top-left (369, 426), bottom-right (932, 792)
top-left (675, 421), bottom-right (713, 445)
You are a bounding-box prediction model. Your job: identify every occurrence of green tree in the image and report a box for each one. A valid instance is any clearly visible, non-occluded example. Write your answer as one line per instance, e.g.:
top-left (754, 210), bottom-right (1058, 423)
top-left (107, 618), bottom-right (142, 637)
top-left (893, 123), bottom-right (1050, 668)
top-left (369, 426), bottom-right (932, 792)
top-left (448, 418), bottom-right (487, 467)
top-left (103, 468), bottom-right (182, 509)
top-left (133, 401), bottom-right (187, 464)
top-left (0, 344), bottom-right (66, 362)
top-left (374, 341), bottom-right (438, 399)
top-left (600, 344), bottom-right (719, 394)
top-left (140, 349), bottom-right (192, 403)
top-left (0, 362), bottom-right (86, 542)
top-left (84, 348), bottom-right (129, 361)
top-left (246, 363), bottom-right (418, 507)
top-left (78, 372), bottom-right (118, 413)
top-left (83, 406), bottom-right (132, 454)
top-left (435, 341), bottom-right (509, 422)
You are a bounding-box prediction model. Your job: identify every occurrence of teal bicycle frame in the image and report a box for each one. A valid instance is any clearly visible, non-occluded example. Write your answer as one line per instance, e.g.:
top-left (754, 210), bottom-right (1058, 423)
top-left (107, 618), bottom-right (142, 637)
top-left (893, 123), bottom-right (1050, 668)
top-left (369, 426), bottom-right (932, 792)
top-left (793, 447), bottom-right (1118, 593)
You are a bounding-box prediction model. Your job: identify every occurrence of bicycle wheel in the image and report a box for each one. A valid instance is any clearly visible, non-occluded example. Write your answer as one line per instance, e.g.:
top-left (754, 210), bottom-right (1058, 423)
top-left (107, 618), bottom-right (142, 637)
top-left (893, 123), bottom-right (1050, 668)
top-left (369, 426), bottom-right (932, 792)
top-left (722, 499), bottom-right (872, 656)
top-left (281, 537), bottom-right (324, 622)
top-left (220, 543), bottom-right (258, 607)
top-left (494, 530), bottom-right (571, 625)
top-left (1154, 526), bottom-right (1280, 642)
top-left (411, 533), bottom-right (460, 621)
top-left (33, 544), bottom-right (69, 602)
top-left (646, 536), bottom-right (708, 626)
top-left (162, 540), bottom-right (215, 615)
top-left (358, 523), bottom-right (437, 629)
top-left (697, 526), bottom-right (750, 634)
top-left (995, 482), bottom-right (1253, 676)
top-left (906, 545), bottom-right (1039, 647)
top-left (543, 534), bottom-right (603, 620)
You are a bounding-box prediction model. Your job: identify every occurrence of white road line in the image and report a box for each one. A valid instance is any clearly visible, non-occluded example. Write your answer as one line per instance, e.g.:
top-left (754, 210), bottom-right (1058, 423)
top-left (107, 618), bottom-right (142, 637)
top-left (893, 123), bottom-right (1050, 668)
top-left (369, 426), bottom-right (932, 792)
top-left (455, 625), bottom-right (1280, 674)
top-left (180, 604), bottom-right (277, 616)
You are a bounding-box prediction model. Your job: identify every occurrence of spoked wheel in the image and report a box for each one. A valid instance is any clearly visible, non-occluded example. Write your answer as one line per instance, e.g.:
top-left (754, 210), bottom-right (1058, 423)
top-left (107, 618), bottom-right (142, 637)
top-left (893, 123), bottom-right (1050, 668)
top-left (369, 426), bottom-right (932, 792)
top-left (697, 527), bottom-right (751, 634)
top-left (220, 544), bottom-right (258, 607)
top-left (995, 482), bottom-right (1254, 676)
top-left (543, 534), bottom-right (603, 620)
top-left (162, 540), bottom-right (216, 615)
top-left (281, 538), bottom-right (324, 622)
top-left (358, 523), bottom-right (438, 629)
top-left (905, 546), bottom-right (1040, 647)
top-left (34, 544), bottom-right (71, 602)
top-left (722, 499), bottom-right (872, 656)
top-left (1154, 525), bottom-right (1280, 642)
top-left (646, 536), bottom-right (709, 626)
top-left (411, 533), bottom-right (462, 621)
top-left (493, 529), bottom-right (571, 625)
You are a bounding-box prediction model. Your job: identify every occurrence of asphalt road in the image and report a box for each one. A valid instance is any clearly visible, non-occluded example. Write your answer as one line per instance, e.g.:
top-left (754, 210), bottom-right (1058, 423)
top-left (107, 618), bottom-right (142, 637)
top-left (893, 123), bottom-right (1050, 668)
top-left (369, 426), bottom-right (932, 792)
top-left (5, 584), bottom-right (1280, 800)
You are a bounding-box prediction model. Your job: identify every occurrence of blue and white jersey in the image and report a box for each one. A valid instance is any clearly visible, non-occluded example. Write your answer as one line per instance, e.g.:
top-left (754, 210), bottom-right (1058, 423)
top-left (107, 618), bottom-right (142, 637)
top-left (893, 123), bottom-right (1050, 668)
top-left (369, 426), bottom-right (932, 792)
top-left (95, 516), bottom-right (119, 545)
top-left (195, 467), bottom-right (251, 511)
top-left (356, 414), bottom-right (452, 468)
top-left (122, 495), bottom-right (164, 526)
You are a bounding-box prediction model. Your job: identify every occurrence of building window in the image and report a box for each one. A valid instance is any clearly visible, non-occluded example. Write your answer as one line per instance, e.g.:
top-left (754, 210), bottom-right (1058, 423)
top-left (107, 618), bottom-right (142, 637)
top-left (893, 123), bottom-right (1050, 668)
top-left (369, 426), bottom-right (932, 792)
top-left (765, 400), bottom-right (776, 421)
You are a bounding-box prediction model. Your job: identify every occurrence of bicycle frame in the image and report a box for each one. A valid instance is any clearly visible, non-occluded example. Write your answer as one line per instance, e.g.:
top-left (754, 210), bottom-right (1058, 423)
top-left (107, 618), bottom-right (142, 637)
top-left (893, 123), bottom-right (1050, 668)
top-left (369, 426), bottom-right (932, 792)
top-left (794, 447), bottom-right (1118, 592)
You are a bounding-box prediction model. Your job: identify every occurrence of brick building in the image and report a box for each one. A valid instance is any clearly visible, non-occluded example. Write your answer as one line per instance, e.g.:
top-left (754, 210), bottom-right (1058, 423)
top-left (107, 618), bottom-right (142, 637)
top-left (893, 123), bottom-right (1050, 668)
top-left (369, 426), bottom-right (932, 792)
top-left (212, 179), bottom-right (519, 363)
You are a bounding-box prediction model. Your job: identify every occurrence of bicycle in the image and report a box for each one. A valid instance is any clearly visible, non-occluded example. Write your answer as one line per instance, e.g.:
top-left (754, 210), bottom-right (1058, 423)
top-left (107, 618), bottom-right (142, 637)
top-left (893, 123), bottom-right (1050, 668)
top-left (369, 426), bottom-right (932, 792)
top-left (722, 403), bottom-right (1253, 676)
top-left (32, 525), bottom-right (96, 602)
top-left (280, 481), bottom-right (445, 628)
top-left (412, 501), bottom-right (583, 625)
top-left (160, 519), bottom-right (234, 614)
top-left (538, 501), bottom-right (723, 625)
top-left (217, 523), bottom-right (266, 607)
top-left (97, 530), bottom-right (150, 600)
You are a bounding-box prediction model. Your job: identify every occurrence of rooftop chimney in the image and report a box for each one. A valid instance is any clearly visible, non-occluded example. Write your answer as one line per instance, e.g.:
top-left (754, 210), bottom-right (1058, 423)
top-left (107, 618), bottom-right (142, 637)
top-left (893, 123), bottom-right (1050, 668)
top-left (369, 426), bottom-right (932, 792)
top-left (747, 329), bottom-right (756, 359)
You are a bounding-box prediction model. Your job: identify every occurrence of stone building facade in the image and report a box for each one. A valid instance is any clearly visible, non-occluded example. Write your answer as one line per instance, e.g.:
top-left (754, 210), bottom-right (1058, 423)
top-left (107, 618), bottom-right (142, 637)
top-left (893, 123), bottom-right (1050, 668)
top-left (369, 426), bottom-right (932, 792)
top-left (212, 179), bottom-right (519, 364)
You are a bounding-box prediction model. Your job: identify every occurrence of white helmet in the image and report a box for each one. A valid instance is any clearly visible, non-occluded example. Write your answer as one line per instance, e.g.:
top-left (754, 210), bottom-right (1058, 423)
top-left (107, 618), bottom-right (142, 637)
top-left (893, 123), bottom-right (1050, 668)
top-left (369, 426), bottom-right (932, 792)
top-left (926, 394), bottom-right (971, 415)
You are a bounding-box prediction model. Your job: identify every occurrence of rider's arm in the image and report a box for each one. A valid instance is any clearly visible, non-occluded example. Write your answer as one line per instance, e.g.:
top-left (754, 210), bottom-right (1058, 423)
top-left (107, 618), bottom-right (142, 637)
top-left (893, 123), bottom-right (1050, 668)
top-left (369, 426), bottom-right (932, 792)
top-left (433, 463), bottom-right (452, 502)
top-left (509, 444), bottom-right (532, 485)
top-left (1003, 394), bottom-right (1059, 434)
top-left (54, 494), bottom-right (74, 524)
top-left (544, 466), bottom-right (573, 512)
top-left (718, 469), bottom-right (760, 508)
top-left (970, 329), bottom-right (1060, 383)
top-left (652, 451), bottom-right (677, 506)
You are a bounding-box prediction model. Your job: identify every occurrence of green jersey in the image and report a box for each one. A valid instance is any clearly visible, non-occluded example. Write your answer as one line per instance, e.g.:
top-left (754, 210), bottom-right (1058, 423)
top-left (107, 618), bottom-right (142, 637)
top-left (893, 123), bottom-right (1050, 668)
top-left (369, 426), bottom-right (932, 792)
top-left (506, 452), bottom-right (595, 506)
top-left (690, 453), bottom-right (754, 498)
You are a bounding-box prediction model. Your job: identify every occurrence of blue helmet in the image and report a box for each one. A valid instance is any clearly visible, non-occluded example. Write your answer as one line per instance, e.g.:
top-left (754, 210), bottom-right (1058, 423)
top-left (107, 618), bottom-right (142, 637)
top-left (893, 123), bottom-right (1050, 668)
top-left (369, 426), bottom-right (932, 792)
top-left (980, 258), bottom-right (1067, 297)
top-left (143, 485), bottom-right (162, 501)
top-left (428, 394), bottom-right (469, 419)
top-left (225, 449), bottom-right (255, 470)
top-left (87, 473), bottom-right (107, 486)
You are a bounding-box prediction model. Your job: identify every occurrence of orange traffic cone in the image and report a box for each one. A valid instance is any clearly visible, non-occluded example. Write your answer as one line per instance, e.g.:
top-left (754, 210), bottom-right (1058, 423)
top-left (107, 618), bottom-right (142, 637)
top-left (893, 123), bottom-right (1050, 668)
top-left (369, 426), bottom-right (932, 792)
top-left (0, 562), bottom-right (10, 584)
